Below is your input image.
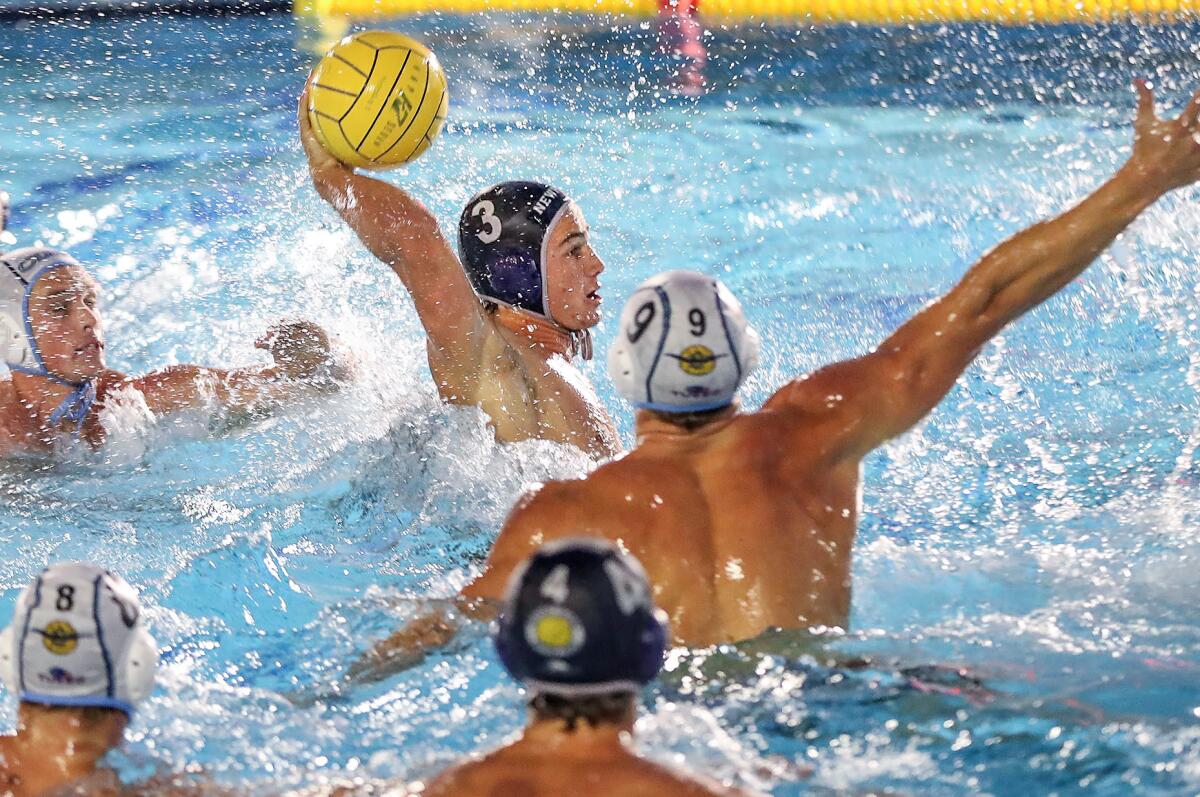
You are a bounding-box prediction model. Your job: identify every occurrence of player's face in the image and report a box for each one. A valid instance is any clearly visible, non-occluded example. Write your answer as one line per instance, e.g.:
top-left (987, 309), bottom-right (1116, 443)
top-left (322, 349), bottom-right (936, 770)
top-left (545, 204), bottom-right (604, 331)
top-left (27, 266), bottom-right (107, 381)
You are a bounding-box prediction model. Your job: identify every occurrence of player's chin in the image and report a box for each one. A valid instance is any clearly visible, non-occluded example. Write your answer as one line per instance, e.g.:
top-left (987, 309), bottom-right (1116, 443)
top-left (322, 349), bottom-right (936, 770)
top-left (70, 350), bottom-right (107, 380)
top-left (572, 303), bottom-right (602, 330)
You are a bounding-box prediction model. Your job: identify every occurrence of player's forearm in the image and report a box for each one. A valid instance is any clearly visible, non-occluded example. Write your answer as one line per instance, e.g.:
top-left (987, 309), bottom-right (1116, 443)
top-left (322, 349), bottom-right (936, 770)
top-left (347, 598), bottom-right (495, 684)
top-left (956, 161), bottom-right (1160, 327)
top-left (214, 365), bottom-right (344, 415)
top-left (210, 369), bottom-right (292, 414)
top-left (348, 610), bottom-right (461, 682)
top-left (310, 164), bottom-right (441, 276)
top-left (138, 366), bottom-right (327, 417)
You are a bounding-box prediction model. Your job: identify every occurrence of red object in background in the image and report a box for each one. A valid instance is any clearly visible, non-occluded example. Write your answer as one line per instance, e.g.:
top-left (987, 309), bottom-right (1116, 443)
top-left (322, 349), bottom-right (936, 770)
top-left (657, 0), bottom-right (706, 93)
top-left (658, 0), bottom-right (699, 16)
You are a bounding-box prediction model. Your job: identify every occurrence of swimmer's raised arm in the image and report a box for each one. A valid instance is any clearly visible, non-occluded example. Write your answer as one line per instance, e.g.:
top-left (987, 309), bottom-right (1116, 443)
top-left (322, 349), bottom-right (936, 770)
top-left (298, 85), bottom-right (486, 379)
top-left (770, 80), bottom-right (1200, 457)
top-left (124, 320), bottom-right (345, 417)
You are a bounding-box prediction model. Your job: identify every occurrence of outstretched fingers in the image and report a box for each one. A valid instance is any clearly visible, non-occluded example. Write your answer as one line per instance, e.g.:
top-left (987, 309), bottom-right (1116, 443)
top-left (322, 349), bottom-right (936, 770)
top-left (1181, 87), bottom-right (1200, 130)
top-left (297, 79), bottom-right (312, 129)
top-left (1135, 78), bottom-right (1156, 126)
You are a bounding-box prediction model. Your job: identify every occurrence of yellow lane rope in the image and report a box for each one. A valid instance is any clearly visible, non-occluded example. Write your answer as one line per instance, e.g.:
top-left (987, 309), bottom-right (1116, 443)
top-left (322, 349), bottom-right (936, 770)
top-left (297, 0), bottom-right (1200, 24)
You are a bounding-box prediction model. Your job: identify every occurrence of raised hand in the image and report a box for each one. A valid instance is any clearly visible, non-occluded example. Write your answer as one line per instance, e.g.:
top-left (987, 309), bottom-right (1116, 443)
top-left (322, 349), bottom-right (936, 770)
top-left (256, 320), bottom-right (335, 383)
top-left (1128, 79), bottom-right (1200, 195)
top-left (297, 79), bottom-right (345, 175)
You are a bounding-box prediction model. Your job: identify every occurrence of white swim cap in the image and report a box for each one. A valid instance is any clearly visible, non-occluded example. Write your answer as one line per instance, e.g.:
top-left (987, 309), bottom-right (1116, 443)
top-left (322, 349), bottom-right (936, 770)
top-left (0, 247), bottom-right (82, 376)
top-left (608, 270), bottom-right (759, 413)
top-left (0, 563), bottom-right (158, 716)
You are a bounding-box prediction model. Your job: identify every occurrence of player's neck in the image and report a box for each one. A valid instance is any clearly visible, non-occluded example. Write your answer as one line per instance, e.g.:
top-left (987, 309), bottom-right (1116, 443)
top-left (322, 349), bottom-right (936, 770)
top-left (492, 304), bottom-right (593, 361)
top-left (10, 371), bottom-right (80, 427)
top-left (518, 714), bottom-right (636, 759)
top-left (8, 712), bottom-right (112, 784)
top-left (634, 404), bottom-right (739, 441)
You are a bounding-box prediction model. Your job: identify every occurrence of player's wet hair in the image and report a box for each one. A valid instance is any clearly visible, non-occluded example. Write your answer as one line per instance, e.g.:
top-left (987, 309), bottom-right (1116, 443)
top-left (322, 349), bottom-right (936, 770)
top-left (528, 691), bottom-right (636, 731)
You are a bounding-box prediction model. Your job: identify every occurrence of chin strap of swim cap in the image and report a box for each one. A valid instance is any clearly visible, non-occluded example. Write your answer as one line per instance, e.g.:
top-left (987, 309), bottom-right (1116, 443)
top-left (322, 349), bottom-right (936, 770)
top-left (47, 379), bottom-right (97, 436)
top-left (1, 248), bottom-right (97, 436)
top-left (493, 304), bottom-right (593, 361)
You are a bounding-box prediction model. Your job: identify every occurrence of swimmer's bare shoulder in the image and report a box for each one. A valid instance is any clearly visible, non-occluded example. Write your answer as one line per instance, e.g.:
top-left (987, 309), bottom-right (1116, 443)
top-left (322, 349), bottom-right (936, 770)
top-left (464, 460), bottom-right (674, 601)
top-left (420, 745), bottom-right (758, 797)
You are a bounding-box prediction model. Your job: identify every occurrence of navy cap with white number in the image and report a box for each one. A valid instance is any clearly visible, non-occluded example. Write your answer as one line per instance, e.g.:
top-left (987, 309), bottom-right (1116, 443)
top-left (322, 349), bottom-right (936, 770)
top-left (457, 181), bottom-right (571, 321)
top-left (494, 538), bottom-right (668, 697)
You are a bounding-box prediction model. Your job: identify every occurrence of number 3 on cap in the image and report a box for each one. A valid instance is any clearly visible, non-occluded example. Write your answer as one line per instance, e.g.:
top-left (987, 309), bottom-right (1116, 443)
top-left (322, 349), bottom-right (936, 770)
top-left (473, 200), bottom-right (502, 244)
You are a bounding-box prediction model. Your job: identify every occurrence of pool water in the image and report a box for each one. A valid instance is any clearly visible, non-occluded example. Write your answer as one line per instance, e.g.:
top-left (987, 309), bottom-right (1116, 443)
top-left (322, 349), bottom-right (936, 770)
top-left (1, 12), bottom-right (1199, 795)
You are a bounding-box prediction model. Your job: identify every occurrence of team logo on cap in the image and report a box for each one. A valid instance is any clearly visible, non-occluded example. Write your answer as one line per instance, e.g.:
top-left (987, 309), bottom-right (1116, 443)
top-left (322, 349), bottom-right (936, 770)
top-left (38, 666), bottom-right (86, 686)
top-left (40, 621), bottom-right (79, 655)
top-left (671, 345), bottom-right (725, 376)
top-left (525, 607), bottom-right (586, 657)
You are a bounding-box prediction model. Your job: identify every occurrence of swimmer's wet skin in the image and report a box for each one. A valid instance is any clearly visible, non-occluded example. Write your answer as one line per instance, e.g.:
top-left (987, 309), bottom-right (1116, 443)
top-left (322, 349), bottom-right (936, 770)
top-left (354, 80), bottom-right (1200, 671)
top-left (0, 246), bottom-right (345, 456)
top-left (297, 84), bottom-right (620, 458)
top-left (398, 539), bottom-right (761, 797)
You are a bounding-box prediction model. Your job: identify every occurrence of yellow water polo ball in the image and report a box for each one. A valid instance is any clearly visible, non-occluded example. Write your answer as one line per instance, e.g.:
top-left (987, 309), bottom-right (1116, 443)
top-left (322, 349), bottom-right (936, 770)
top-left (307, 30), bottom-right (449, 170)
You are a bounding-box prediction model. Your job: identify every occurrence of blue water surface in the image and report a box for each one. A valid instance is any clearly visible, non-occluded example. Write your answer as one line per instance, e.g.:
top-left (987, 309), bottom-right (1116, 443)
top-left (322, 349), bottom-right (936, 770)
top-left (0, 12), bottom-right (1199, 795)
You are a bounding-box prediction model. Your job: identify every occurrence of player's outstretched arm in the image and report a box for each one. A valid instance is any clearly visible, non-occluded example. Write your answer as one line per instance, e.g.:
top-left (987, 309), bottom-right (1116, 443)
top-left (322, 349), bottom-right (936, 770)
top-left (344, 597), bottom-right (496, 684)
top-left (126, 320), bottom-right (347, 417)
top-left (298, 85), bottom-right (485, 379)
top-left (346, 486), bottom-right (565, 683)
top-left (770, 80), bottom-right (1200, 457)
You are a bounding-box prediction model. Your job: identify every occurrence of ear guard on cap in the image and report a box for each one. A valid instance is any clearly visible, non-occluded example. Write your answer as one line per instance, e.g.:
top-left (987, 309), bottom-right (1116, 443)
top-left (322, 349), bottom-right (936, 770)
top-left (0, 313), bottom-right (28, 369)
top-left (458, 181), bottom-right (571, 322)
top-left (0, 624), bottom-right (17, 695)
top-left (0, 247), bottom-right (83, 374)
top-left (116, 626), bottom-right (158, 707)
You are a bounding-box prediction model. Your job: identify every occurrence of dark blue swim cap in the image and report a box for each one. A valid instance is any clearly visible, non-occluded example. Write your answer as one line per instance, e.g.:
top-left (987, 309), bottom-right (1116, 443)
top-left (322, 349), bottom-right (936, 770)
top-left (495, 538), bottom-right (668, 697)
top-left (458, 181), bottom-right (571, 321)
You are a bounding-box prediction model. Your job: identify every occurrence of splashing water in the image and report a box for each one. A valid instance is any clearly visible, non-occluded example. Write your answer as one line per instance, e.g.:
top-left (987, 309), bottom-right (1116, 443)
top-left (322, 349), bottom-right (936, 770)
top-left (0, 12), bottom-right (1198, 795)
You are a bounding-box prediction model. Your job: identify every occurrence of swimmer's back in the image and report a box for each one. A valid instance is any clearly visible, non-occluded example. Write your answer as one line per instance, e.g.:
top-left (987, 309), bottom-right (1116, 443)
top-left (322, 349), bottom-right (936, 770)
top-left (420, 742), bottom-right (747, 797)
top-left (474, 391), bottom-right (861, 646)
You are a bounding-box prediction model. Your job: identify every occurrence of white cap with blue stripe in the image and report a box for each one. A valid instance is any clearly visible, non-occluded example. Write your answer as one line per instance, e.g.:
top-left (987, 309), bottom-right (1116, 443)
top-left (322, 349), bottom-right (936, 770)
top-left (0, 248), bottom-right (98, 434)
top-left (0, 563), bottom-right (157, 717)
top-left (0, 246), bottom-right (83, 376)
top-left (608, 270), bottom-right (760, 413)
